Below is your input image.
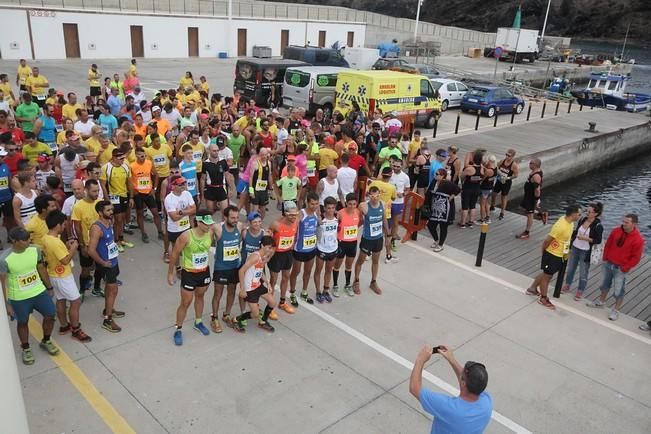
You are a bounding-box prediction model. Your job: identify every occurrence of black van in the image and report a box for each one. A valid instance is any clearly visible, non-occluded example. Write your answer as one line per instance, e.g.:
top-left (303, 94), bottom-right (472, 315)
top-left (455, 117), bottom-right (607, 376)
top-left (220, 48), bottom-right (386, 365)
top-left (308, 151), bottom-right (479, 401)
top-left (283, 46), bottom-right (350, 67)
top-left (233, 58), bottom-right (308, 107)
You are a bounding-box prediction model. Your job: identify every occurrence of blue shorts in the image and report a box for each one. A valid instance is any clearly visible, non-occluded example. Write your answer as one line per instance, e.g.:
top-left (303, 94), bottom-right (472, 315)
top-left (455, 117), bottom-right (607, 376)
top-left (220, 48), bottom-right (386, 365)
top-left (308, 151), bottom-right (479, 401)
top-left (236, 179), bottom-right (249, 194)
top-left (391, 203), bottom-right (404, 218)
top-left (10, 290), bottom-right (56, 324)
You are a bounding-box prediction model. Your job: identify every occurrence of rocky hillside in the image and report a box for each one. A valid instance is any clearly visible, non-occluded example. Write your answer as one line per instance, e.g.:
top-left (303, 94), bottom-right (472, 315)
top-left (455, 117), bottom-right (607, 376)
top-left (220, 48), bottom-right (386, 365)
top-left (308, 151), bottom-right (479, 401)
top-left (268, 0), bottom-right (651, 43)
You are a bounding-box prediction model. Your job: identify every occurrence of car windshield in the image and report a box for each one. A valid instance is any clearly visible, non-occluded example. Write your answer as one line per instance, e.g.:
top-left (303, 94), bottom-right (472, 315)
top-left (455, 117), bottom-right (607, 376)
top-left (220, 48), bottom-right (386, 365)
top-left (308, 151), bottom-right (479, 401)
top-left (430, 81), bottom-right (443, 91)
top-left (468, 88), bottom-right (489, 97)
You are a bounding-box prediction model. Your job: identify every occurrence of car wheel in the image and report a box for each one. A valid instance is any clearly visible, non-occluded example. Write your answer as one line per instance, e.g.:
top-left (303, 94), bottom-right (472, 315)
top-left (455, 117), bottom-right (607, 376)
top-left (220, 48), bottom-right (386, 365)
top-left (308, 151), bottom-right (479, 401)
top-left (441, 99), bottom-right (449, 111)
top-left (425, 113), bottom-right (438, 129)
top-left (515, 103), bottom-right (524, 114)
top-left (487, 106), bottom-right (496, 117)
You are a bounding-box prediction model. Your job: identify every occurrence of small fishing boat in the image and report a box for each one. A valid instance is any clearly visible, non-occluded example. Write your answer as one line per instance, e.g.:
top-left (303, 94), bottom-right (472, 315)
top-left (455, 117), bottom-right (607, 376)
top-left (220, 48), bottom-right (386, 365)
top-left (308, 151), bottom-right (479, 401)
top-left (572, 71), bottom-right (651, 112)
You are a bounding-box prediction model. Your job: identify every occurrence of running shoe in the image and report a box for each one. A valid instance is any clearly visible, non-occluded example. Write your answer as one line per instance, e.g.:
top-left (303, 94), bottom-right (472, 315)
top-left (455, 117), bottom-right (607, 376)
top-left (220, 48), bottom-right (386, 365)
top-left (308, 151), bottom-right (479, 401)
top-left (353, 280), bottom-right (361, 295)
top-left (227, 318), bottom-right (246, 333)
top-left (72, 327), bottom-right (92, 343)
top-left (141, 233), bottom-right (150, 243)
top-left (574, 291), bottom-right (584, 301)
top-left (290, 293), bottom-right (299, 307)
top-left (173, 329), bottom-right (183, 346)
top-left (525, 287), bottom-right (540, 296)
top-left (639, 323), bottom-right (651, 331)
top-left (538, 296), bottom-right (555, 310)
top-left (370, 280), bottom-right (382, 295)
top-left (457, 222), bottom-right (467, 228)
top-left (241, 319), bottom-right (248, 326)
top-left (300, 291), bottom-right (314, 304)
top-left (323, 291), bottom-right (333, 303)
top-left (560, 284), bottom-right (570, 294)
top-left (123, 227), bottom-right (135, 235)
top-left (121, 240), bottom-right (135, 249)
top-left (586, 299), bottom-right (605, 308)
top-left (22, 348), bottom-right (35, 365)
top-left (608, 308), bottom-right (619, 321)
top-left (59, 324), bottom-right (72, 335)
top-left (316, 292), bottom-right (325, 303)
top-left (193, 321), bottom-right (210, 336)
top-left (258, 321), bottom-right (275, 333)
top-left (516, 231), bottom-right (530, 240)
top-left (432, 244), bottom-right (444, 253)
top-left (278, 302), bottom-right (295, 314)
top-left (344, 284), bottom-right (354, 297)
top-left (81, 278), bottom-right (93, 292)
top-left (430, 241), bottom-right (439, 250)
top-left (332, 285), bottom-right (340, 298)
top-left (474, 219), bottom-right (484, 225)
top-left (541, 211), bottom-right (549, 225)
top-left (484, 217), bottom-right (492, 224)
top-left (498, 213), bottom-right (504, 221)
top-left (103, 309), bottom-right (125, 318)
top-left (102, 318), bottom-right (122, 333)
top-left (211, 317), bottom-right (223, 333)
top-left (222, 313), bottom-right (232, 324)
top-left (384, 255), bottom-right (400, 264)
top-left (117, 243), bottom-right (125, 253)
top-left (268, 310), bottom-right (279, 321)
top-left (39, 339), bottom-right (60, 355)
top-left (92, 288), bottom-right (105, 297)
top-left (466, 222), bottom-right (474, 229)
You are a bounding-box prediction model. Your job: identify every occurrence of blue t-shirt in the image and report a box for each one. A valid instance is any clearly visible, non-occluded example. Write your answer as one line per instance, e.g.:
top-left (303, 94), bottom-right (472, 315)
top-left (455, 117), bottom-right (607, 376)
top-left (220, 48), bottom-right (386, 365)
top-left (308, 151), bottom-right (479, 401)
top-left (98, 114), bottom-right (118, 138)
top-left (420, 389), bottom-right (492, 434)
top-left (37, 115), bottom-right (57, 144)
top-left (428, 160), bottom-right (445, 187)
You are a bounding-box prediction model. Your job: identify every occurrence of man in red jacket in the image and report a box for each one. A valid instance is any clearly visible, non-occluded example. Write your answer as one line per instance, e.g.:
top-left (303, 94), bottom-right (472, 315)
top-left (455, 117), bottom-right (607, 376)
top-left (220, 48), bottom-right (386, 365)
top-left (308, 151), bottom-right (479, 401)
top-left (587, 214), bottom-right (644, 321)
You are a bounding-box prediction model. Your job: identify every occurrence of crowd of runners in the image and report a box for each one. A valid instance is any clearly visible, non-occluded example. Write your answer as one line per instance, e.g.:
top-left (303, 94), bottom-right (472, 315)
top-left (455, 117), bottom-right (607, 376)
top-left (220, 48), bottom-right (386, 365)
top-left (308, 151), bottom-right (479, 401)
top-left (0, 59), bottom-right (646, 363)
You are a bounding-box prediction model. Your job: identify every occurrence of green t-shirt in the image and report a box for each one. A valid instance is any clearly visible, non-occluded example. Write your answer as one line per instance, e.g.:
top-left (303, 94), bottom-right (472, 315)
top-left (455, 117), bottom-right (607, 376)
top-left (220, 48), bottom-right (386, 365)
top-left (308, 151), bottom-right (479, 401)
top-left (23, 141), bottom-right (53, 164)
top-left (15, 102), bottom-right (41, 132)
top-left (227, 134), bottom-right (246, 166)
top-left (0, 246), bottom-right (46, 301)
top-left (378, 147), bottom-right (403, 170)
top-left (276, 176), bottom-right (299, 201)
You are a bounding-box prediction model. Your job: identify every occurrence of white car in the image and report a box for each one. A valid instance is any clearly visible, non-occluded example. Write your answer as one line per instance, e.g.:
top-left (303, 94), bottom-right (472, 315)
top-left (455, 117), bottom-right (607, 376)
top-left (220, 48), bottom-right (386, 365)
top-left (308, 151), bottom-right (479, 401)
top-left (430, 79), bottom-right (469, 111)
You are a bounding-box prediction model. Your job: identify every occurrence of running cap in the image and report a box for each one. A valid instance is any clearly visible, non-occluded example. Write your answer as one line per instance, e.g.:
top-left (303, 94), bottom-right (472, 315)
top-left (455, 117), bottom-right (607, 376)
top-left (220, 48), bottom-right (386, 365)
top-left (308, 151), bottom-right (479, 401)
top-left (36, 153), bottom-right (51, 162)
top-left (170, 175), bottom-right (186, 186)
top-left (324, 135), bottom-right (335, 146)
top-left (0, 149), bottom-right (7, 157)
top-left (199, 113), bottom-right (209, 120)
top-left (286, 154), bottom-right (296, 161)
top-left (151, 105), bottom-right (161, 112)
top-left (271, 108), bottom-right (280, 114)
top-left (283, 201), bottom-right (298, 212)
top-left (196, 214), bottom-right (215, 225)
top-left (214, 135), bottom-right (226, 147)
top-left (436, 149), bottom-right (448, 158)
top-left (9, 227), bottom-right (30, 242)
top-left (180, 119), bottom-right (195, 129)
top-left (247, 211), bottom-right (262, 221)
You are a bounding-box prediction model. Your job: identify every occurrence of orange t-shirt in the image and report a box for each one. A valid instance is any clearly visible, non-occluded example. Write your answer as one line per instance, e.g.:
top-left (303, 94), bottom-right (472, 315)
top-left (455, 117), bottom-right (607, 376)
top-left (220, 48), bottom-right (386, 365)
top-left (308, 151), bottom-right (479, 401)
top-left (133, 123), bottom-right (147, 138)
top-left (273, 220), bottom-right (298, 252)
top-left (130, 159), bottom-right (154, 194)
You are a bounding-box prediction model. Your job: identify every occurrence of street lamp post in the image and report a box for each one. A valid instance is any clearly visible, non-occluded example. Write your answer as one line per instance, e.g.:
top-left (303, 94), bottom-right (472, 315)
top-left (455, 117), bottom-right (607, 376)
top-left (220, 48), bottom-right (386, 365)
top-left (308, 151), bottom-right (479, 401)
top-left (540, 0), bottom-right (552, 48)
top-left (414, 0), bottom-right (424, 40)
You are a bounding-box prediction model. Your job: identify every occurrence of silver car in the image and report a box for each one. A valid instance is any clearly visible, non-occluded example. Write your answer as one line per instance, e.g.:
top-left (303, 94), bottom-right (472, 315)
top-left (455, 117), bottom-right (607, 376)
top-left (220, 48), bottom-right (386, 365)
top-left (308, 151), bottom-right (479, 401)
top-left (430, 78), bottom-right (469, 111)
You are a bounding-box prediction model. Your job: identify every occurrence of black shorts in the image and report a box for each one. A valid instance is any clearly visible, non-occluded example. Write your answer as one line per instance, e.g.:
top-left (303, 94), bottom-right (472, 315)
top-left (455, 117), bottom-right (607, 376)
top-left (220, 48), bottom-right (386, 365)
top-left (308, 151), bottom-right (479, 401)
top-left (97, 264), bottom-right (120, 284)
top-left (492, 180), bottom-right (512, 195)
top-left (252, 190), bottom-right (269, 206)
top-left (317, 249), bottom-right (338, 262)
top-left (204, 186), bottom-right (227, 202)
top-left (359, 237), bottom-right (383, 255)
top-left (520, 195), bottom-right (538, 214)
top-left (181, 269), bottom-right (211, 291)
top-left (461, 189), bottom-right (480, 211)
top-left (292, 249), bottom-right (317, 262)
top-left (33, 96), bottom-right (46, 108)
top-left (213, 268), bottom-right (240, 285)
top-left (90, 86), bottom-right (102, 97)
top-left (541, 251), bottom-right (564, 275)
top-left (268, 250), bottom-right (293, 273)
top-left (0, 200), bottom-right (14, 218)
top-left (168, 230), bottom-right (187, 244)
top-left (134, 192), bottom-right (157, 211)
top-left (245, 284), bottom-right (269, 303)
top-left (79, 249), bottom-right (94, 268)
top-left (337, 240), bottom-right (358, 258)
top-left (111, 195), bottom-right (130, 214)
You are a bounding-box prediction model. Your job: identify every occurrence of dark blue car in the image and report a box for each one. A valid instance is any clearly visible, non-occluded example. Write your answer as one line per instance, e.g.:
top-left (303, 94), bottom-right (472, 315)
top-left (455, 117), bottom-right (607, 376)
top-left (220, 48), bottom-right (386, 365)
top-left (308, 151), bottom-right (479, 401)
top-left (460, 86), bottom-right (525, 117)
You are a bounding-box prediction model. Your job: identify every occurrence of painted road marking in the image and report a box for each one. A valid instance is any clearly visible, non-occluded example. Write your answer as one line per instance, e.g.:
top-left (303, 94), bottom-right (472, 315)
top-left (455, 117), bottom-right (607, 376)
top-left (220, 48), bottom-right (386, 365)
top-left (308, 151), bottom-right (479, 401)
top-left (406, 242), bottom-right (651, 346)
top-left (28, 318), bottom-right (136, 434)
top-left (301, 303), bottom-right (532, 433)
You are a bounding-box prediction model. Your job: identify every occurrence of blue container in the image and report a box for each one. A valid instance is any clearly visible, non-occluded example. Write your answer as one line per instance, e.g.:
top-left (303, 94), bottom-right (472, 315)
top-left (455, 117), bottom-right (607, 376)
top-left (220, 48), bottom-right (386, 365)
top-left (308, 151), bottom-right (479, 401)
top-left (218, 52), bottom-right (227, 59)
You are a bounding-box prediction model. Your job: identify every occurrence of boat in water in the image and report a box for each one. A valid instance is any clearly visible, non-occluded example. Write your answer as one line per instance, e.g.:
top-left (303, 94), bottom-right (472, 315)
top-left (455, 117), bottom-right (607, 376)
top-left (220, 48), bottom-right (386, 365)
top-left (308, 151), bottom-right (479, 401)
top-left (572, 71), bottom-right (651, 112)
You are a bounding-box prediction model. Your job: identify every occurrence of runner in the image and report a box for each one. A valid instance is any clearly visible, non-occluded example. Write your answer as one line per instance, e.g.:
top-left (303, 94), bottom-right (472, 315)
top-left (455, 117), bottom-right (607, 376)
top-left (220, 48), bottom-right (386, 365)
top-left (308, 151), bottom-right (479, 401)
top-left (130, 148), bottom-right (163, 243)
top-left (41, 210), bottom-right (92, 342)
top-left (100, 149), bottom-right (135, 251)
top-left (25, 194), bottom-right (58, 248)
top-left (87, 200), bottom-right (126, 332)
top-left (229, 235), bottom-right (277, 333)
top-left (424, 169), bottom-right (460, 253)
top-left (1, 227), bottom-right (60, 365)
top-left (249, 147), bottom-right (273, 220)
top-left (167, 210), bottom-right (215, 346)
top-left (12, 171), bottom-right (38, 227)
top-left (414, 148), bottom-right (432, 197)
top-left (159, 163), bottom-right (181, 262)
top-left (333, 193), bottom-right (362, 296)
top-left (179, 144), bottom-right (200, 205)
top-left (289, 192), bottom-right (320, 306)
top-left (458, 151), bottom-right (483, 228)
top-left (388, 158), bottom-right (410, 252)
top-left (201, 143), bottom-right (230, 215)
top-left (71, 179), bottom-right (100, 298)
top-left (164, 175), bottom-right (197, 266)
top-left (353, 185), bottom-right (387, 295)
top-left (313, 197), bottom-right (339, 303)
top-left (268, 201), bottom-right (300, 314)
top-left (144, 132), bottom-right (173, 211)
top-left (516, 158), bottom-right (548, 239)
top-left (490, 149), bottom-right (519, 221)
top-left (368, 166), bottom-right (398, 264)
top-left (210, 205), bottom-right (245, 333)
top-left (316, 165), bottom-right (340, 208)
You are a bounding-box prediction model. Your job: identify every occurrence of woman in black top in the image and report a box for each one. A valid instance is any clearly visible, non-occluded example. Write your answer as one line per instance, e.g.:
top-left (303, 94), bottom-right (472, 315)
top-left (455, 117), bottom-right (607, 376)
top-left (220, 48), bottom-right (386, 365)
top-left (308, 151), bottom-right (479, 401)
top-left (424, 168), bottom-right (461, 252)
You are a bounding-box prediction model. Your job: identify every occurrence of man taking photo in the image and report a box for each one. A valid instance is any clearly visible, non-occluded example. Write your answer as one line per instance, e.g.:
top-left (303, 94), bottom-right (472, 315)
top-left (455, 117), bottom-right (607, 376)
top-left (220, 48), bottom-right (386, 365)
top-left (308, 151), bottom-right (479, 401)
top-left (410, 345), bottom-right (492, 433)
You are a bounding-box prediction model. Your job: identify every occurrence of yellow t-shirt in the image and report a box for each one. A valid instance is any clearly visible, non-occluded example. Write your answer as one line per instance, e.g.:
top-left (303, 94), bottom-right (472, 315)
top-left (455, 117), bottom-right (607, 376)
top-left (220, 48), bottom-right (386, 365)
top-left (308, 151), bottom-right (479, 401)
top-left (200, 82), bottom-right (209, 94)
top-left (88, 68), bottom-right (101, 87)
top-left (97, 144), bottom-right (117, 166)
top-left (145, 134), bottom-right (168, 147)
top-left (101, 162), bottom-right (130, 198)
top-left (71, 199), bottom-right (98, 244)
top-left (179, 77), bottom-right (194, 89)
top-left (179, 142), bottom-right (205, 172)
top-left (22, 142), bottom-right (52, 164)
top-left (84, 136), bottom-right (100, 153)
top-left (146, 144), bottom-right (173, 178)
top-left (0, 82), bottom-right (13, 104)
top-left (368, 180), bottom-right (396, 219)
top-left (409, 138), bottom-right (422, 155)
top-left (41, 234), bottom-right (72, 278)
top-left (62, 103), bottom-right (82, 121)
top-left (128, 64), bottom-right (137, 77)
top-left (25, 215), bottom-right (48, 248)
top-left (25, 74), bottom-right (48, 96)
top-left (17, 65), bottom-right (32, 86)
top-left (318, 147), bottom-right (339, 171)
top-left (546, 217), bottom-right (574, 258)
top-left (234, 115), bottom-right (250, 130)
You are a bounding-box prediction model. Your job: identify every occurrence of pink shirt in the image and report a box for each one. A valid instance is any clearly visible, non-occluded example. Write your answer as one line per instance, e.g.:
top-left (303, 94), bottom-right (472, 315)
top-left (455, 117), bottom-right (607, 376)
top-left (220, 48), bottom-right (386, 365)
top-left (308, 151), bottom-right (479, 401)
top-left (241, 155), bottom-right (257, 183)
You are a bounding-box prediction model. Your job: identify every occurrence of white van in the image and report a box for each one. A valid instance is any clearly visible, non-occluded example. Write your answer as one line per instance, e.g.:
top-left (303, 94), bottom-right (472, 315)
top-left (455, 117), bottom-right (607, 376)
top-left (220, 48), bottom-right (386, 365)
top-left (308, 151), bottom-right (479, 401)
top-left (282, 66), bottom-right (348, 117)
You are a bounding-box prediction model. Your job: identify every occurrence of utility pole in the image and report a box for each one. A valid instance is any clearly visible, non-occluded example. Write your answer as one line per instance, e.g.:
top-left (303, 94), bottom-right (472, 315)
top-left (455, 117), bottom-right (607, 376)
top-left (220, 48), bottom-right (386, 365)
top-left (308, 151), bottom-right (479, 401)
top-left (414, 0), bottom-right (424, 40)
top-left (540, 0), bottom-right (552, 49)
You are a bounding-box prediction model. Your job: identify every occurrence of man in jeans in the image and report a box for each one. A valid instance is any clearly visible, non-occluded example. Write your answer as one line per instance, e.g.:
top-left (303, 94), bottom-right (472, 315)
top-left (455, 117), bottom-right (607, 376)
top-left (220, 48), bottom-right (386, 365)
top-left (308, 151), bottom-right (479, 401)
top-left (587, 213), bottom-right (644, 321)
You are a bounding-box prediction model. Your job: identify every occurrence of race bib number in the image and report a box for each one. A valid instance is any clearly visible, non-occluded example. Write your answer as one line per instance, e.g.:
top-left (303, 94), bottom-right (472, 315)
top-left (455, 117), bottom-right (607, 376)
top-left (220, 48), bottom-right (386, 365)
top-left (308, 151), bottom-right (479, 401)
top-left (369, 221), bottom-right (383, 237)
top-left (255, 179), bottom-right (268, 191)
top-left (0, 177), bottom-right (8, 189)
top-left (343, 225), bottom-right (358, 241)
top-left (107, 242), bottom-right (119, 259)
top-left (303, 235), bottom-right (316, 249)
top-left (223, 245), bottom-right (240, 261)
top-left (17, 271), bottom-right (39, 291)
top-left (137, 177), bottom-right (151, 190)
top-left (307, 167), bottom-right (316, 177)
top-left (108, 194), bottom-right (121, 205)
top-left (101, 125), bottom-right (109, 135)
top-left (47, 142), bottom-right (58, 153)
top-left (153, 155), bottom-right (167, 166)
top-left (193, 151), bottom-right (203, 162)
top-left (192, 252), bottom-right (209, 270)
top-left (186, 178), bottom-right (196, 192)
top-left (36, 95), bottom-right (46, 101)
top-left (279, 236), bottom-right (294, 249)
top-left (178, 216), bottom-right (190, 229)
top-left (562, 241), bottom-right (570, 255)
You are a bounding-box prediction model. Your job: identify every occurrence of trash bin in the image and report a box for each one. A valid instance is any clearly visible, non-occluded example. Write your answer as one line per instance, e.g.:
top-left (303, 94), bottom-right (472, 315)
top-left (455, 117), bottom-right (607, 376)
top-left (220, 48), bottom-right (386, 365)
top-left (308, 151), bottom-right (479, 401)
top-left (218, 52), bottom-right (228, 59)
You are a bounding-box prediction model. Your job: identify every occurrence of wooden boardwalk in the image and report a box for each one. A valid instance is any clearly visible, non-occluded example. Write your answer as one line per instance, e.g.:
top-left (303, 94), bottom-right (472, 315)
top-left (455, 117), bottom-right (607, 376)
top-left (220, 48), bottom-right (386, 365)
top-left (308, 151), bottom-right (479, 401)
top-left (417, 209), bottom-right (651, 322)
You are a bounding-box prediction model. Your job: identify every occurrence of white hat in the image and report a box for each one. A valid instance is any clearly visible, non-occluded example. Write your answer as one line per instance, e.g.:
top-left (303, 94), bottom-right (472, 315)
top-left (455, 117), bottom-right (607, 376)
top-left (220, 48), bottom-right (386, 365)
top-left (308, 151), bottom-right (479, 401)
top-left (271, 108), bottom-right (280, 114)
top-left (152, 105), bottom-right (161, 112)
top-left (0, 149), bottom-right (7, 157)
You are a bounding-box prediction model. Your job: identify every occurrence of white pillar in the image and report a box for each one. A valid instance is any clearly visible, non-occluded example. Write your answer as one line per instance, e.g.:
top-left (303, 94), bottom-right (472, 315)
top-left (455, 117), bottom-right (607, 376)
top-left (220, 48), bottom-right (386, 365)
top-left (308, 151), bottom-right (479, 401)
top-left (0, 302), bottom-right (30, 434)
top-left (227, 0), bottom-right (233, 57)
